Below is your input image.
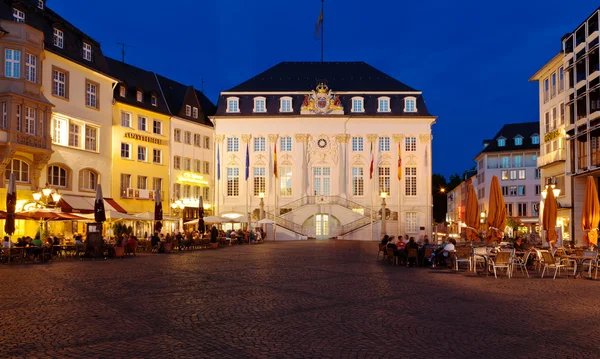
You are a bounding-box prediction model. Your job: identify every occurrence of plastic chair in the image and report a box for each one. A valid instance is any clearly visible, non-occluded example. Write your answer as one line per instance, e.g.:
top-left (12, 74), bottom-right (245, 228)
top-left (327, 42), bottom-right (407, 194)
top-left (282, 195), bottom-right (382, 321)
top-left (540, 251), bottom-right (567, 279)
top-left (489, 251), bottom-right (512, 278)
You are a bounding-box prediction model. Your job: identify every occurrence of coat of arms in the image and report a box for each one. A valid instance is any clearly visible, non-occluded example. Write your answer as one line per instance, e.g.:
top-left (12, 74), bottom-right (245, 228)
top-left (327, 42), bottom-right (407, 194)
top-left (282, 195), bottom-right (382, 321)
top-left (301, 83), bottom-right (343, 114)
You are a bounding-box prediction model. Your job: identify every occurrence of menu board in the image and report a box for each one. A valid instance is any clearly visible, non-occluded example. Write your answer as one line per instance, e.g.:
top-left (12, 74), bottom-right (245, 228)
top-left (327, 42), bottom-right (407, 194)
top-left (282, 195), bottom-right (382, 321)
top-left (85, 222), bottom-right (103, 258)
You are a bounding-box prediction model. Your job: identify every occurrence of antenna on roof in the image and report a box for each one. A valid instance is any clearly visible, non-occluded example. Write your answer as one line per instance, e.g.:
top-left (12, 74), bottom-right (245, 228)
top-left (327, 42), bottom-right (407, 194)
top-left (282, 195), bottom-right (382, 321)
top-left (116, 42), bottom-right (135, 63)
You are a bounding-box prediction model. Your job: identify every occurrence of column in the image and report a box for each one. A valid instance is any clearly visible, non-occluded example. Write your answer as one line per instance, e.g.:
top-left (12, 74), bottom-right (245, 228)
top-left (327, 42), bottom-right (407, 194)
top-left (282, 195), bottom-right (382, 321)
top-left (268, 134), bottom-right (279, 213)
top-left (366, 134), bottom-right (378, 242)
top-left (294, 134), bottom-right (309, 198)
top-left (393, 134), bottom-right (405, 238)
top-left (241, 134), bottom-right (252, 228)
top-left (420, 134), bottom-right (433, 237)
top-left (335, 134), bottom-right (349, 198)
top-left (215, 135), bottom-right (225, 215)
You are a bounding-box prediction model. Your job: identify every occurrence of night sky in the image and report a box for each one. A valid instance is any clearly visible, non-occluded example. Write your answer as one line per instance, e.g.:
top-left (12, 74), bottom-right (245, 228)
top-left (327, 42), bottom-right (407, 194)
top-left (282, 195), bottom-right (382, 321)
top-left (51, 0), bottom-right (596, 177)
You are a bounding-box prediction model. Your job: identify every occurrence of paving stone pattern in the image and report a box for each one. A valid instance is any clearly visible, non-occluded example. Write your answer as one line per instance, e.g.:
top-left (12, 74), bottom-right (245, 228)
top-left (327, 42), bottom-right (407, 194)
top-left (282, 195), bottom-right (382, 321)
top-left (1, 241), bottom-right (599, 358)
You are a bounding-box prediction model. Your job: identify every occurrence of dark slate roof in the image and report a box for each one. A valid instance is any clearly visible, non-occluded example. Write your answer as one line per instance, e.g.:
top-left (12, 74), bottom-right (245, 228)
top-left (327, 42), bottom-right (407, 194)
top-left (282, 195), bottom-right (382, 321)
top-left (105, 57), bottom-right (170, 115)
top-left (478, 122), bottom-right (540, 155)
top-left (155, 74), bottom-right (214, 127)
top-left (195, 89), bottom-right (217, 117)
top-left (1, 0), bottom-right (113, 78)
top-left (226, 62), bottom-right (417, 92)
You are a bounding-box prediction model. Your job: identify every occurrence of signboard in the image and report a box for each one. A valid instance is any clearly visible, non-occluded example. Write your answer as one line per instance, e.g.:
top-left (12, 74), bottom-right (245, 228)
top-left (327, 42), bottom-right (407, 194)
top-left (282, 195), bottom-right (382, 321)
top-left (85, 222), bottom-right (104, 258)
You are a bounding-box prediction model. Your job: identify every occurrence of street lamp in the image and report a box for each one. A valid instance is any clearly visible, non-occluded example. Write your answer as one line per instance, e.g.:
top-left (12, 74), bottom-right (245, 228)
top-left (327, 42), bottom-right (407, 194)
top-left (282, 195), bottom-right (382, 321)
top-left (171, 198), bottom-right (185, 231)
top-left (32, 184), bottom-right (61, 207)
top-left (541, 178), bottom-right (561, 199)
top-left (259, 192), bottom-right (265, 220)
top-left (380, 192), bottom-right (387, 235)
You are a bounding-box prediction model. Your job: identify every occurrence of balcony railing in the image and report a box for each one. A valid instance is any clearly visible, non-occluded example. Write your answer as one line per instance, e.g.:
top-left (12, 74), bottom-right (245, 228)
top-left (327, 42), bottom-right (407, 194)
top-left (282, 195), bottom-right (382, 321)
top-left (14, 133), bottom-right (49, 150)
top-left (537, 149), bottom-right (566, 168)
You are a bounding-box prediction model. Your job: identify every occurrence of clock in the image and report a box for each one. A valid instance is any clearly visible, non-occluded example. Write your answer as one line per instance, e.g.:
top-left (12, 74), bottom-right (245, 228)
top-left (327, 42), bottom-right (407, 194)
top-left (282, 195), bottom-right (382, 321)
top-left (317, 138), bottom-right (328, 148)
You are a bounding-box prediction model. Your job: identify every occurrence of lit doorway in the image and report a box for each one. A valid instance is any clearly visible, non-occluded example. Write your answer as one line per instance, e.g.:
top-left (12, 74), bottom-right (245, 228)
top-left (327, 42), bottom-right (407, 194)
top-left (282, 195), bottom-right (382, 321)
top-left (315, 214), bottom-right (329, 239)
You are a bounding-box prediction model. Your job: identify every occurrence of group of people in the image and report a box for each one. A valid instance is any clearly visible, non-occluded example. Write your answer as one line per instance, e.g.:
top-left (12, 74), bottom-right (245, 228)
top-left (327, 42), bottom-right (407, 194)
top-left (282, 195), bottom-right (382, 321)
top-left (223, 227), bottom-right (265, 245)
top-left (146, 226), bottom-right (266, 252)
top-left (381, 234), bottom-right (459, 267)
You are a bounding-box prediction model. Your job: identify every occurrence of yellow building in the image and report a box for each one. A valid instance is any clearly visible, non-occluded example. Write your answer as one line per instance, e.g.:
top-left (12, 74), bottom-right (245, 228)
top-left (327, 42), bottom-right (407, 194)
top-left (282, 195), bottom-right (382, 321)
top-left (106, 58), bottom-right (171, 229)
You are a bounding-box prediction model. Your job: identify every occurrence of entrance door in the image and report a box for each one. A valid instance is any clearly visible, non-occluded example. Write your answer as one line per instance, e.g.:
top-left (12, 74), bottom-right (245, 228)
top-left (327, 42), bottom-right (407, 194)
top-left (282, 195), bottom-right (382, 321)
top-left (315, 214), bottom-right (329, 239)
top-left (313, 167), bottom-right (331, 196)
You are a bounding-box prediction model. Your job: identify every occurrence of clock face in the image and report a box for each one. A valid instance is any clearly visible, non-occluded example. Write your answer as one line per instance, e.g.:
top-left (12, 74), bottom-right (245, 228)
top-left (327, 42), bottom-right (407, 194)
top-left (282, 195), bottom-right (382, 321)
top-left (317, 138), bottom-right (328, 148)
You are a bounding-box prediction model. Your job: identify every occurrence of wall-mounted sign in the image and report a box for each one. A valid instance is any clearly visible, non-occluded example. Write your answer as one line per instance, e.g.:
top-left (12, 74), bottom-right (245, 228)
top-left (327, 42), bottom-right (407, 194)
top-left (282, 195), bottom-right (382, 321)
top-left (178, 172), bottom-right (209, 185)
top-left (124, 132), bottom-right (163, 145)
top-left (544, 129), bottom-right (561, 142)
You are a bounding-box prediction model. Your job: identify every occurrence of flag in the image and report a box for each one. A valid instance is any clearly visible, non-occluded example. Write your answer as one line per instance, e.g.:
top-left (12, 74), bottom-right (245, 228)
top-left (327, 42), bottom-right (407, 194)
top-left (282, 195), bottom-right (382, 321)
top-left (216, 144), bottom-right (221, 180)
top-left (369, 142), bottom-right (374, 179)
top-left (397, 143), bottom-right (402, 181)
top-left (245, 142), bottom-right (250, 181)
top-left (315, 8), bottom-right (323, 39)
top-left (274, 143), bottom-right (279, 179)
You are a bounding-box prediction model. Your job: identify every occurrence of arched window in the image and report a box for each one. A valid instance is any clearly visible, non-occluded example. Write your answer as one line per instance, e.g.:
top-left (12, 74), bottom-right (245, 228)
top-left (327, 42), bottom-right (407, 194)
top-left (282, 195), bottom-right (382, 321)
top-left (5, 159), bottom-right (30, 183)
top-left (79, 169), bottom-right (98, 191)
top-left (47, 165), bottom-right (68, 187)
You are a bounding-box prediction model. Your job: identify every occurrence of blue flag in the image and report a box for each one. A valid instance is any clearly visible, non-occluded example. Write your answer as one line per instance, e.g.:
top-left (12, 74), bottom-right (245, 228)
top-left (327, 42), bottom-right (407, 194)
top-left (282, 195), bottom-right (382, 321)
top-left (216, 144), bottom-right (220, 180)
top-left (245, 143), bottom-right (250, 181)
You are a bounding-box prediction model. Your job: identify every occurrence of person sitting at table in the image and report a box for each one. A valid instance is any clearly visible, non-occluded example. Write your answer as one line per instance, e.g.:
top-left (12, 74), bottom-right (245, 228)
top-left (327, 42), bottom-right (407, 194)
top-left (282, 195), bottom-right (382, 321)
top-left (406, 237), bottom-right (419, 267)
top-left (436, 238), bottom-right (456, 266)
top-left (150, 232), bottom-right (160, 253)
top-left (514, 236), bottom-right (525, 250)
top-left (74, 235), bottom-right (85, 253)
top-left (3, 236), bottom-right (12, 248)
top-left (418, 238), bottom-right (432, 266)
top-left (380, 235), bottom-right (390, 247)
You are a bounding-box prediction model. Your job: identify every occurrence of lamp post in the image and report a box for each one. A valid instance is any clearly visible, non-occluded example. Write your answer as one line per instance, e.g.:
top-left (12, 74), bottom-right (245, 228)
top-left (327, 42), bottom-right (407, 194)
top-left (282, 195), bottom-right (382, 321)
top-left (170, 198), bottom-right (185, 232)
top-left (380, 192), bottom-right (387, 235)
top-left (259, 192), bottom-right (265, 221)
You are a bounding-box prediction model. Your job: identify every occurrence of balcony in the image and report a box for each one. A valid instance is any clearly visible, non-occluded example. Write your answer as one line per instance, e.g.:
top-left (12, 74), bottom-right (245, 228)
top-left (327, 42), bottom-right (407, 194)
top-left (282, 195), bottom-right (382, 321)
top-left (537, 149), bottom-right (566, 169)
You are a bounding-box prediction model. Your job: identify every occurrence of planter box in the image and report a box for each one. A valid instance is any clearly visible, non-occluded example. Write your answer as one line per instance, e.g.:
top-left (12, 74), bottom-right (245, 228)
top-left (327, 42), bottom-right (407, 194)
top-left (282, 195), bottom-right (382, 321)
top-left (114, 246), bottom-right (125, 258)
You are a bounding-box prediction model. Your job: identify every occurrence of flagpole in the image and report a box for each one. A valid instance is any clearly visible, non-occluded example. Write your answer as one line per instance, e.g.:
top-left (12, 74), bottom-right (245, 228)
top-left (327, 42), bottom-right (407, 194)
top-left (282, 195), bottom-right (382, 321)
top-left (321, 0), bottom-right (324, 62)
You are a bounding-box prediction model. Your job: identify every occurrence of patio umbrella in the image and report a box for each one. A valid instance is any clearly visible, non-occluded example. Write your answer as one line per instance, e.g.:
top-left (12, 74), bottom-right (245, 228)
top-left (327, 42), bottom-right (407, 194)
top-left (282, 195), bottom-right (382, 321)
top-left (582, 176), bottom-right (600, 246)
top-left (17, 210), bottom-right (85, 221)
top-left (4, 173), bottom-right (16, 236)
top-left (464, 183), bottom-right (479, 241)
top-left (543, 185), bottom-right (558, 248)
top-left (198, 196), bottom-right (205, 233)
top-left (486, 175), bottom-right (506, 244)
top-left (94, 183), bottom-right (106, 223)
top-left (154, 187), bottom-right (163, 233)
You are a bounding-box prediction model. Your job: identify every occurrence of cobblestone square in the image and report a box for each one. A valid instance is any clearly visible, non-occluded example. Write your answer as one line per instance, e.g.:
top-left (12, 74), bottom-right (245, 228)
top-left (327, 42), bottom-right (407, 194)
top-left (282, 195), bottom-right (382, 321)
top-left (1, 241), bottom-right (599, 358)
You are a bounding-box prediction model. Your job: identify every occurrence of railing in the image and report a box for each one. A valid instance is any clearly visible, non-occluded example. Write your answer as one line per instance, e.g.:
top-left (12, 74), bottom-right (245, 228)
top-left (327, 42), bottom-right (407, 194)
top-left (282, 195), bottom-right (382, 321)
top-left (277, 195), bottom-right (374, 217)
top-left (264, 212), bottom-right (305, 236)
top-left (339, 217), bottom-right (377, 236)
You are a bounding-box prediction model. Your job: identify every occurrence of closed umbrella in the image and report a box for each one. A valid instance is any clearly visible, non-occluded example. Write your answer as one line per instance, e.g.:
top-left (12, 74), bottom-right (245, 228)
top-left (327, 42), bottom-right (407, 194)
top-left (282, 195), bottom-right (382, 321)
top-left (582, 176), bottom-right (600, 246)
top-left (154, 187), bottom-right (163, 233)
top-left (543, 185), bottom-right (558, 248)
top-left (4, 173), bottom-right (16, 236)
top-left (198, 196), bottom-right (205, 233)
top-left (486, 176), bottom-right (506, 244)
top-left (464, 183), bottom-right (479, 241)
top-left (94, 183), bottom-right (106, 223)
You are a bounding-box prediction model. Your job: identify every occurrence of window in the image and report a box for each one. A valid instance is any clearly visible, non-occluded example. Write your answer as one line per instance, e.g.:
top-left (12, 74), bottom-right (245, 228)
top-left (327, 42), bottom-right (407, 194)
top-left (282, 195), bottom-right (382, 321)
top-left (153, 149), bottom-right (162, 164)
top-left (119, 85), bottom-right (126, 97)
top-left (137, 176), bottom-right (147, 190)
top-left (404, 97), bottom-right (416, 112)
top-left (227, 137), bottom-right (239, 152)
top-left (193, 186), bottom-right (201, 199)
top-left (405, 137), bottom-right (416, 152)
top-left (405, 167), bottom-right (417, 196)
top-left (535, 169), bottom-right (541, 179)
top-left (136, 90), bottom-right (142, 102)
top-left (137, 146), bottom-right (147, 162)
top-left (502, 186), bottom-right (509, 196)
top-left (52, 68), bottom-right (68, 98)
top-left (192, 107), bottom-right (198, 118)
top-left (515, 137), bottom-right (523, 146)
top-left (47, 165), bottom-right (67, 187)
top-left (173, 183), bottom-right (181, 198)
top-left (135, 116), bottom-right (147, 132)
top-left (82, 43), bottom-right (92, 61)
top-left (68, 122), bottom-right (79, 147)
top-left (151, 95), bottom-right (157, 106)
top-left (513, 155), bottom-right (522, 168)
top-left (185, 105), bottom-right (191, 116)
top-left (5, 159), bottom-right (29, 183)
top-left (253, 167), bottom-right (266, 196)
top-left (203, 161), bottom-right (210, 174)
top-left (406, 212), bottom-right (418, 233)
top-left (25, 53), bottom-right (36, 82)
top-left (152, 120), bottom-right (162, 135)
top-left (280, 136), bottom-right (292, 152)
top-left (120, 143), bottom-right (131, 159)
top-left (153, 178), bottom-right (162, 192)
top-left (120, 112), bottom-right (131, 127)
top-left (184, 158), bottom-right (191, 171)
top-left (509, 186), bottom-right (517, 196)
top-left (558, 66), bottom-right (564, 93)
top-left (120, 174), bottom-right (131, 196)
top-left (351, 97), bottom-right (364, 112)
top-left (2, 103), bottom-right (6, 129)
top-left (24, 107), bottom-right (35, 135)
top-left (13, 8), bottom-right (25, 23)
top-left (174, 129), bottom-right (181, 142)
top-left (497, 138), bottom-right (506, 147)
top-left (203, 187), bottom-right (209, 200)
top-left (16, 105), bottom-right (20, 132)
top-left (227, 97), bottom-right (239, 113)
top-left (184, 131), bottom-right (191, 145)
top-left (378, 167), bottom-right (390, 195)
top-left (544, 112), bottom-right (550, 133)
top-left (80, 169), bottom-right (97, 191)
top-left (509, 170), bottom-right (517, 180)
top-left (518, 169), bottom-right (526, 180)
top-left (227, 167), bottom-right (239, 196)
top-left (551, 107), bottom-right (557, 129)
top-left (194, 134), bottom-right (201, 147)
top-left (543, 77), bottom-right (549, 103)
top-left (351, 137), bottom-right (363, 152)
top-left (535, 185), bottom-right (541, 195)
top-left (85, 80), bottom-right (98, 108)
top-left (193, 159), bottom-right (201, 173)
top-left (53, 29), bottom-right (64, 48)
top-left (254, 97), bottom-right (266, 113)
top-left (518, 185), bottom-right (526, 196)
top-left (348, 167), bottom-right (364, 196)
top-left (254, 137), bottom-right (266, 152)
top-left (204, 136), bottom-right (210, 149)
top-left (378, 97), bottom-right (390, 112)
top-left (559, 102), bottom-right (565, 126)
top-left (5, 49), bottom-right (20, 78)
top-left (173, 156), bottom-right (181, 169)
top-left (38, 1), bottom-right (44, 10)
top-left (379, 137), bottom-right (390, 152)
top-left (532, 135), bottom-right (540, 145)
top-left (532, 202), bottom-right (539, 216)
top-left (280, 97), bottom-right (292, 112)
top-left (501, 170), bottom-right (509, 180)
top-left (517, 203), bottom-right (527, 217)
top-left (183, 185), bottom-right (191, 198)
top-left (501, 156), bottom-right (509, 168)
top-left (551, 72), bottom-right (557, 98)
top-left (280, 167), bottom-right (292, 196)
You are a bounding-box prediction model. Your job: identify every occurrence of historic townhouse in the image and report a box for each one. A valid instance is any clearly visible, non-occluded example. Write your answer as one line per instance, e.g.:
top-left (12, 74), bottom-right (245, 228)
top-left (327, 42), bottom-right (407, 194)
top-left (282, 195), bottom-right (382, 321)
top-left (155, 75), bottom-right (215, 226)
top-left (212, 62), bottom-right (436, 240)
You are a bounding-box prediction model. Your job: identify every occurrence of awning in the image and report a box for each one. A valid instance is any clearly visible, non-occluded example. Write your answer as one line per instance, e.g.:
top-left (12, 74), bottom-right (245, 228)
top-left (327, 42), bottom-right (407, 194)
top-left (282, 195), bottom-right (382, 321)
top-left (134, 211), bottom-right (179, 221)
top-left (58, 195), bottom-right (127, 214)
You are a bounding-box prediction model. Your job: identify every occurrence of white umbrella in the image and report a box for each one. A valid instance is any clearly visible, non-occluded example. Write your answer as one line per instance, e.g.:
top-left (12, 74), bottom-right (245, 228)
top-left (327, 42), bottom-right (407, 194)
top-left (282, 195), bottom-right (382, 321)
top-left (204, 216), bottom-right (224, 223)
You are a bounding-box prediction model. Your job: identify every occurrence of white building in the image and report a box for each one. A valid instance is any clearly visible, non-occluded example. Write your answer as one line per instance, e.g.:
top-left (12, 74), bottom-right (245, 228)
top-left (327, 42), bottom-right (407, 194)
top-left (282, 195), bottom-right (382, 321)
top-left (212, 62), bottom-right (436, 240)
top-left (475, 122), bottom-right (541, 235)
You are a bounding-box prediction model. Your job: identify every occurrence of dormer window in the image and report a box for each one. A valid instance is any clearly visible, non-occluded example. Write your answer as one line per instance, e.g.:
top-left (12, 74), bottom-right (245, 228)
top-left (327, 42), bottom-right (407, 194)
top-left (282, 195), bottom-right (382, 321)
top-left (82, 43), bottom-right (92, 61)
top-left (532, 134), bottom-right (540, 145)
top-left (514, 136), bottom-right (523, 146)
top-left (226, 97), bottom-right (239, 113)
top-left (13, 8), bottom-right (25, 23)
top-left (136, 90), bottom-right (142, 102)
top-left (497, 137), bottom-right (506, 147)
top-left (378, 97), bottom-right (390, 113)
top-left (53, 29), bottom-right (64, 48)
top-left (119, 85), bottom-right (126, 97)
top-left (254, 97), bottom-right (266, 113)
top-left (192, 107), bottom-right (198, 118)
top-left (404, 97), bottom-right (417, 112)
top-left (38, 1), bottom-right (44, 10)
top-left (151, 95), bottom-right (157, 106)
top-left (351, 97), bottom-right (364, 113)
top-left (280, 97), bottom-right (292, 112)
top-left (185, 105), bottom-right (191, 116)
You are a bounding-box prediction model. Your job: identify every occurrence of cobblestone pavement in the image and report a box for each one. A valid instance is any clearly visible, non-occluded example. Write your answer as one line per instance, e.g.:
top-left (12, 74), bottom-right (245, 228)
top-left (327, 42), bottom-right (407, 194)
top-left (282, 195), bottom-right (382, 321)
top-left (1, 241), bottom-right (599, 358)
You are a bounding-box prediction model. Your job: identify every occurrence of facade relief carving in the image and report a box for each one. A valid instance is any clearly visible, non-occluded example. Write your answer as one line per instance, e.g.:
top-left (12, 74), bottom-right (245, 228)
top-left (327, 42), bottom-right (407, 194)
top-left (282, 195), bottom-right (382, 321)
top-left (241, 134), bottom-right (252, 143)
top-left (419, 134), bottom-right (432, 143)
top-left (227, 154), bottom-right (241, 166)
top-left (215, 135), bottom-right (225, 143)
top-left (307, 134), bottom-right (339, 165)
top-left (294, 133), bottom-right (308, 142)
top-left (392, 134), bottom-right (405, 143)
top-left (268, 134), bottom-right (279, 143)
top-left (366, 134), bottom-right (378, 143)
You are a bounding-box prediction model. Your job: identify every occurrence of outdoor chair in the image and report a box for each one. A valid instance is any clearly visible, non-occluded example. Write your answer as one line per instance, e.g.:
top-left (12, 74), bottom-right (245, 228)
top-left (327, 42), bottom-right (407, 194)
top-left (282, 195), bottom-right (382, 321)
top-left (386, 248), bottom-right (397, 266)
top-left (377, 243), bottom-right (386, 260)
top-left (512, 249), bottom-right (531, 277)
top-left (454, 247), bottom-right (472, 271)
top-left (540, 251), bottom-right (567, 279)
top-left (488, 251), bottom-right (512, 278)
top-left (420, 248), bottom-right (432, 267)
top-left (407, 248), bottom-right (418, 267)
top-left (472, 247), bottom-right (488, 272)
top-left (581, 250), bottom-right (599, 279)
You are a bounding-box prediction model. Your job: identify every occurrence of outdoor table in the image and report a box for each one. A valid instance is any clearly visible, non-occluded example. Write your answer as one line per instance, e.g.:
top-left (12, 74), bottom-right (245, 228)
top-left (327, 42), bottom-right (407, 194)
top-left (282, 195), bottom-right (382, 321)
top-left (561, 255), bottom-right (596, 279)
top-left (474, 252), bottom-right (496, 275)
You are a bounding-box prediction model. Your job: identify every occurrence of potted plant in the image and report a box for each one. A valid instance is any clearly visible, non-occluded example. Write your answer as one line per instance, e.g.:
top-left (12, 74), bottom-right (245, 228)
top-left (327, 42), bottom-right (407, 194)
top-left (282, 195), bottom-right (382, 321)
top-left (114, 236), bottom-right (125, 258)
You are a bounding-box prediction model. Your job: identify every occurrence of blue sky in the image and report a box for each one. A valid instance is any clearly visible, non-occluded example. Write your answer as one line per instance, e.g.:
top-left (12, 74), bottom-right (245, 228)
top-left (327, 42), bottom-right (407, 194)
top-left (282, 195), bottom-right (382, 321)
top-left (52, 0), bottom-right (596, 177)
